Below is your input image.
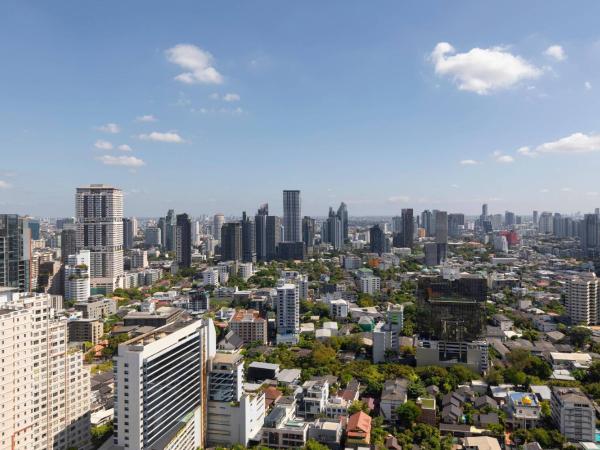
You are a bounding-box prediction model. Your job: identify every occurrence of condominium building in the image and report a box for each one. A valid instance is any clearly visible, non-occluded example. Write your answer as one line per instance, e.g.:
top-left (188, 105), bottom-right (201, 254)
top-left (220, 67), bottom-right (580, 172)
top-left (129, 249), bottom-right (148, 269)
top-left (230, 309), bottom-right (268, 344)
top-left (276, 283), bottom-right (300, 344)
top-left (112, 318), bottom-right (216, 449)
top-left (74, 295), bottom-right (117, 319)
top-left (68, 318), bottom-right (103, 344)
top-left (0, 290), bottom-right (91, 450)
top-left (209, 352), bottom-right (244, 402)
top-left (359, 275), bottom-right (381, 294)
top-left (75, 185), bottom-right (124, 294)
top-left (551, 387), bottom-right (595, 443)
top-left (565, 272), bottom-right (599, 325)
top-left (260, 402), bottom-right (308, 449)
top-left (0, 214), bottom-right (32, 292)
top-left (283, 190), bottom-right (301, 242)
top-left (64, 249), bottom-right (91, 302)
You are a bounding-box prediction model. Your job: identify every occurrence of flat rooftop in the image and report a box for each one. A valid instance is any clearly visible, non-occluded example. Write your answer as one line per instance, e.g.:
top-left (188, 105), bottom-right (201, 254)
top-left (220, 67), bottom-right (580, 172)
top-left (123, 319), bottom-right (199, 347)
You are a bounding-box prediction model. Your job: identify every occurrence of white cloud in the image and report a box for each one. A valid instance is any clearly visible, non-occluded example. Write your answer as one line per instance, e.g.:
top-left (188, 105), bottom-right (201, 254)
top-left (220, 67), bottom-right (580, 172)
top-left (493, 151), bottom-right (514, 163)
top-left (0, 180), bottom-right (12, 189)
top-left (544, 45), bottom-right (566, 61)
top-left (585, 81), bottom-right (592, 90)
top-left (96, 123), bottom-right (120, 134)
top-left (97, 155), bottom-right (145, 167)
top-left (540, 188), bottom-right (550, 193)
top-left (136, 115), bottom-right (157, 122)
top-left (561, 187), bottom-right (573, 192)
top-left (430, 42), bottom-right (542, 94)
top-left (165, 44), bottom-right (223, 84)
top-left (223, 93), bottom-right (240, 102)
top-left (459, 159), bottom-right (479, 165)
top-left (94, 139), bottom-right (113, 150)
top-left (388, 195), bottom-right (410, 203)
top-left (138, 131), bottom-right (184, 143)
top-left (517, 146), bottom-right (535, 157)
top-left (117, 144), bottom-right (132, 152)
top-left (535, 132), bottom-right (600, 154)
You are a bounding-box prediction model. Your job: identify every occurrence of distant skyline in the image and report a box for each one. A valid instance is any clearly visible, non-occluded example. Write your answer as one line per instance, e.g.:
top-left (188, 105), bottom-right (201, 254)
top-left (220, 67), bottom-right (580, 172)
top-left (2, 1), bottom-right (600, 216)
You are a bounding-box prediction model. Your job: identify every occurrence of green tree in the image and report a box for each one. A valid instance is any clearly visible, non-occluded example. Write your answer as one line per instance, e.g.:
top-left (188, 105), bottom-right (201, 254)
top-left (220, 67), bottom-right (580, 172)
top-left (348, 400), bottom-right (369, 415)
top-left (570, 326), bottom-right (592, 349)
top-left (396, 400), bottom-right (421, 428)
top-left (304, 439), bottom-right (329, 450)
top-left (91, 421), bottom-right (113, 448)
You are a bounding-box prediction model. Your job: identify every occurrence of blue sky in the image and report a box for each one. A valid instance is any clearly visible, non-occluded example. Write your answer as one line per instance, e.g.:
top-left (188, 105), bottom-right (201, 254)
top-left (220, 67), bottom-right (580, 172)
top-left (1, 1), bottom-right (600, 217)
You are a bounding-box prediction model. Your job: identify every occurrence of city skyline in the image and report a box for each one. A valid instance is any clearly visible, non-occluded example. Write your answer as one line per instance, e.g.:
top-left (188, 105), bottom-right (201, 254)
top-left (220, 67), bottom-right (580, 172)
top-left (1, 1), bottom-right (600, 216)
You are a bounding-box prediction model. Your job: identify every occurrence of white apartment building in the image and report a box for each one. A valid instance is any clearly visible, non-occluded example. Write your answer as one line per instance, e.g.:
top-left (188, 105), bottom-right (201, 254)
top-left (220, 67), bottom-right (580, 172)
top-left (551, 387), bottom-right (595, 442)
top-left (113, 319), bottom-right (216, 450)
top-left (206, 353), bottom-right (265, 447)
top-left (302, 379), bottom-right (329, 419)
top-left (0, 289), bottom-right (91, 450)
top-left (65, 249), bottom-right (91, 302)
top-left (202, 268), bottom-right (220, 287)
top-left (359, 275), bottom-right (381, 294)
top-left (276, 283), bottom-right (300, 344)
top-left (329, 299), bottom-right (348, 319)
top-left (76, 185), bottom-right (124, 294)
top-left (565, 272), bottom-right (599, 325)
top-left (129, 249), bottom-right (148, 269)
top-left (238, 262), bottom-right (253, 281)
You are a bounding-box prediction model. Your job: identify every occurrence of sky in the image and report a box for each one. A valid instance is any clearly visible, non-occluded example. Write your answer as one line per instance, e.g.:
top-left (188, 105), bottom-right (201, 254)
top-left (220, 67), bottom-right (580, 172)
top-left (1, 1), bottom-right (600, 218)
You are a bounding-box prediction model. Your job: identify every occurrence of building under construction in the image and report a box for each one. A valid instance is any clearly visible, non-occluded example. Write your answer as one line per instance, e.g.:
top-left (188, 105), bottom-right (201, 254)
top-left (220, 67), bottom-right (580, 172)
top-left (415, 273), bottom-right (489, 373)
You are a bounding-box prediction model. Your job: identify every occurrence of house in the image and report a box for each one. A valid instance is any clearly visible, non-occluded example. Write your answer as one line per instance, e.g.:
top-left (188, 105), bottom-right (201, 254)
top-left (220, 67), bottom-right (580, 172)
top-left (441, 404), bottom-right (463, 424)
top-left (463, 436), bottom-right (502, 450)
top-left (380, 378), bottom-right (408, 422)
top-left (473, 413), bottom-right (499, 428)
top-left (346, 411), bottom-right (372, 446)
top-left (264, 386), bottom-right (283, 410)
top-left (474, 395), bottom-right (498, 410)
top-left (505, 392), bottom-right (541, 429)
top-left (416, 397), bottom-right (436, 426)
top-left (308, 419), bottom-right (343, 450)
top-left (302, 378), bottom-right (329, 419)
top-left (492, 314), bottom-right (514, 331)
top-left (442, 391), bottom-right (466, 408)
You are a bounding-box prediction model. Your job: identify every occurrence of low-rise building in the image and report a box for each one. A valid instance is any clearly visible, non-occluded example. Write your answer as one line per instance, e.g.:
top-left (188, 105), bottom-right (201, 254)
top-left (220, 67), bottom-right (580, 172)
top-left (346, 411), bottom-right (371, 446)
top-left (230, 309), bottom-right (268, 344)
top-left (380, 378), bottom-right (408, 422)
top-left (68, 318), bottom-right (103, 344)
top-left (73, 295), bottom-right (116, 319)
top-left (260, 403), bottom-right (308, 449)
top-left (505, 392), bottom-right (541, 429)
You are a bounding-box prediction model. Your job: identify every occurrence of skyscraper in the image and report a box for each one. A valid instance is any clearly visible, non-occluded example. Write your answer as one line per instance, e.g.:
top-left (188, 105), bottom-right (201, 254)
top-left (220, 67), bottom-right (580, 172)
top-left (60, 226), bottom-right (77, 263)
top-left (221, 222), bottom-right (242, 261)
top-left (241, 212), bottom-right (256, 263)
top-left (213, 213), bottom-right (225, 241)
top-left (448, 213), bottom-right (465, 238)
top-left (565, 272), bottom-right (599, 325)
top-left (165, 209), bottom-right (176, 252)
top-left (265, 216), bottom-right (282, 261)
top-left (435, 210), bottom-right (448, 244)
top-left (283, 190), bottom-right (301, 242)
top-left (255, 204), bottom-right (269, 262)
top-left (113, 319), bottom-right (216, 449)
top-left (337, 202), bottom-right (348, 242)
top-left (323, 207), bottom-right (343, 250)
top-left (302, 216), bottom-right (315, 251)
top-left (532, 210), bottom-right (539, 227)
top-left (401, 208), bottom-right (414, 248)
top-left (0, 290), bottom-right (91, 450)
top-left (369, 224), bottom-right (386, 255)
top-left (582, 213), bottom-right (600, 256)
top-left (176, 213), bottom-right (192, 268)
top-left (0, 214), bottom-right (31, 292)
top-left (75, 184), bottom-right (124, 294)
top-left (122, 217), bottom-right (134, 250)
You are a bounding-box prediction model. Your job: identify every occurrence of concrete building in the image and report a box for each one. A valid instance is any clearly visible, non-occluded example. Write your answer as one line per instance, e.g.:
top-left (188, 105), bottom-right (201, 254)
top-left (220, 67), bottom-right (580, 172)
top-left (75, 185), bottom-right (124, 294)
top-left (74, 295), bottom-right (117, 319)
top-left (260, 402), bottom-right (308, 449)
top-left (129, 249), bottom-right (148, 269)
top-left (68, 318), bottom-right (103, 344)
top-left (0, 214), bottom-right (32, 292)
top-left (209, 352), bottom-right (244, 402)
top-left (359, 275), bottom-right (381, 294)
top-left (213, 213), bottom-right (225, 241)
top-left (380, 378), bottom-right (408, 422)
top-left (65, 249), bottom-right (91, 302)
top-left (329, 299), bottom-right (349, 319)
top-left (0, 290), bottom-right (91, 450)
top-left (416, 339), bottom-right (489, 374)
top-left (283, 190), bottom-right (301, 243)
top-left (230, 309), bottom-right (268, 344)
top-left (144, 226), bottom-right (161, 247)
top-left (276, 283), bottom-right (300, 344)
top-left (112, 319), bottom-right (216, 449)
top-left (505, 392), bottom-right (541, 429)
top-left (302, 378), bottom-right (329, 419)
top-left (123, 306), bottom-right (183, 328)
top-left (372, 304), bottom-right (404, 363)
top-left (565, 272), bottom-right (599, 325)
top-left (551, 387), bottom-right (595, 442)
